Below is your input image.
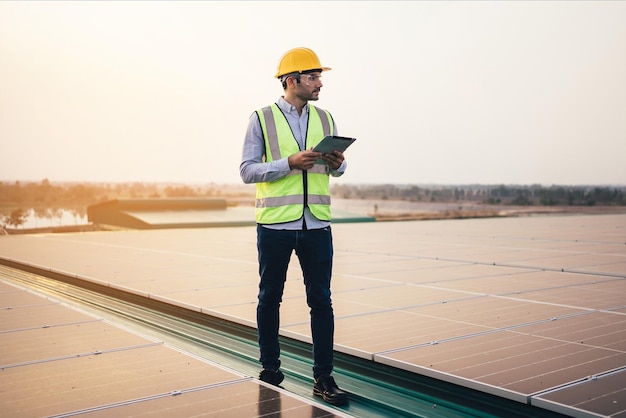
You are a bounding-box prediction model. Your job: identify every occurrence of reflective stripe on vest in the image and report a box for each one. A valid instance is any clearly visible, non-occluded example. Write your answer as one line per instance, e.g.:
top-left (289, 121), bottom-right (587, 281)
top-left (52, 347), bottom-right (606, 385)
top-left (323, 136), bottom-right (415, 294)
top-left (255, 104), bottom-right (333, 224)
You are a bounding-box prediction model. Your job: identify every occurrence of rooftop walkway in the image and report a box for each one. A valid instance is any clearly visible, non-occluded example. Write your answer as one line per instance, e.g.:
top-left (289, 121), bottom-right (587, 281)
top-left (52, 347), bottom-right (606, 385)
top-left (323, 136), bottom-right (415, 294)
top-left (1, 213), bottom-right (625, 417)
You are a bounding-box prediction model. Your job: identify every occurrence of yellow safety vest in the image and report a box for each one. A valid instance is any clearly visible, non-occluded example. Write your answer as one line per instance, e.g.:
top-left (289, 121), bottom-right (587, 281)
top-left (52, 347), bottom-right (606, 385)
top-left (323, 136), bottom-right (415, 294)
top-left (255, 104), bottom-right (334, 224)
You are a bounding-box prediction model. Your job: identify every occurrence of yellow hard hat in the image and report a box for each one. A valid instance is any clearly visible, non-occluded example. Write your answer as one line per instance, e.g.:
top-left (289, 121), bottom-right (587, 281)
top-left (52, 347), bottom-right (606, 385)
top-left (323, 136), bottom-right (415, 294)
top-left (275, 47), bottom-right (331, 78)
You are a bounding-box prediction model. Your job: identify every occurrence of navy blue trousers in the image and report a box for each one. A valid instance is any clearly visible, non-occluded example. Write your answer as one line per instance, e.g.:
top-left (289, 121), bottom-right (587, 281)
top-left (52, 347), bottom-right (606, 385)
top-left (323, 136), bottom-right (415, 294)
top-left (256, 225), bottom-right (334, 378)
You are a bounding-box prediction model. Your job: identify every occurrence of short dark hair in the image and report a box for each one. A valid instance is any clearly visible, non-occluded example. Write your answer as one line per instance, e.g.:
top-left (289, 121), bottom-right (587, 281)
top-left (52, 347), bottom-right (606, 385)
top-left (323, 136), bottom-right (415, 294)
top-left (280, 72), bottom-right (300, 89)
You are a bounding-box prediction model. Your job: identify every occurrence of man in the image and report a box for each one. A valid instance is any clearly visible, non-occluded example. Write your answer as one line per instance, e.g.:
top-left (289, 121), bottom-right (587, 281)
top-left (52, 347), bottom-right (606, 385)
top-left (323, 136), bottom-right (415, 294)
top-left (239, 47), bottom-right (348, 406)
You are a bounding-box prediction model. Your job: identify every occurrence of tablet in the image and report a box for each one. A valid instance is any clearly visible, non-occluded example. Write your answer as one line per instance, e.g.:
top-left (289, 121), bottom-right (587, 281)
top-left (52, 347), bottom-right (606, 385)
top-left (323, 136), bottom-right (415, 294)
top-left (313, 135), bottom-right (356, 155)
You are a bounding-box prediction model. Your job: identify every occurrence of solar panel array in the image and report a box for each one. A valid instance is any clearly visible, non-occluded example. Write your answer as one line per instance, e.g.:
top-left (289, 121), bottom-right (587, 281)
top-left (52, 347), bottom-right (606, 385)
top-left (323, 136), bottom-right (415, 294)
top-left (0, 213), bottom-right (624, 417)
top-left (0, 279), bottom-right (347, 417)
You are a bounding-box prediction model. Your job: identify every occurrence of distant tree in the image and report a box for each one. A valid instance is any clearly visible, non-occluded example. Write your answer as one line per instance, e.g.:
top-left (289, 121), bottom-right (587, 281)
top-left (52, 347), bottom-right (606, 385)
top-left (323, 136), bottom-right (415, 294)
top-left (511, 195), bottom-right (532, 206)
top-left (4, 208), bottom-right (28, 228)
top-left (164, 185), bottom-right (198, 197)
top-left (33, 207), bottom-right (50, 228)
top-left (65, 183), bottom-right (98, 203)
top-left (49, 208), bottom-right (62, 226)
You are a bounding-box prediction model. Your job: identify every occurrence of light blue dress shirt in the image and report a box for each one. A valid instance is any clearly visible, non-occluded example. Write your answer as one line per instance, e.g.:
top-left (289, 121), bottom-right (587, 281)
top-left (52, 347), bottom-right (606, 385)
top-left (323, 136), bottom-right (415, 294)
top-left (240, 97), bottom-right (346, 230)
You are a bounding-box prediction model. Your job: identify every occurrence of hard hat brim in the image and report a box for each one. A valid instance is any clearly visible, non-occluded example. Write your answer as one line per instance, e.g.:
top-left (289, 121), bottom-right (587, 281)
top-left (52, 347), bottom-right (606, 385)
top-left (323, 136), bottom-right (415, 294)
top-left (275, 66), bottom-right (331, 79)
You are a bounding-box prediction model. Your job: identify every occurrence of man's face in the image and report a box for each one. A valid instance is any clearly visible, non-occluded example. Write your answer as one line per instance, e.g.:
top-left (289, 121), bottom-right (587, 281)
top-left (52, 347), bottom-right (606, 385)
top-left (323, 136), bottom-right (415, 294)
top-left (295, 72), bottom-right (323, 101)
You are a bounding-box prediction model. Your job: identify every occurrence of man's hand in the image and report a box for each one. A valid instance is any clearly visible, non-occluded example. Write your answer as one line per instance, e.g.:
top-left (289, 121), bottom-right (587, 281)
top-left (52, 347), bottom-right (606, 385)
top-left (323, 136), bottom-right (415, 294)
top-left (288, 149), bottom-right (323, 170)
top-left (321, 150), bottom-right (344, 170)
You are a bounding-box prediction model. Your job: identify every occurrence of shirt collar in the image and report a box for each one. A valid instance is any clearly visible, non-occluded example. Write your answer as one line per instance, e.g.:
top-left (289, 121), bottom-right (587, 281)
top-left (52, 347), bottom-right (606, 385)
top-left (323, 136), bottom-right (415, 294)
top-left (277, 96), bottom-right (308, 116)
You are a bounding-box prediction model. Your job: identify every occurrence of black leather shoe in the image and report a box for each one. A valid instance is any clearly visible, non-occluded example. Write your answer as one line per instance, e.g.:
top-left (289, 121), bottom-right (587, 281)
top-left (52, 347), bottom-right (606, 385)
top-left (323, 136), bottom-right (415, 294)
top-left (313, 374), bottom-right (349, 406)
top-left (259, 369), bottom-right (284, 386)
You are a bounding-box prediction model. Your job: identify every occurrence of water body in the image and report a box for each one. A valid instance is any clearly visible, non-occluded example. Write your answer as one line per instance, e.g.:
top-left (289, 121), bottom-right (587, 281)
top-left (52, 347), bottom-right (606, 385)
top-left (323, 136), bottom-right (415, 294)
top-left (18, 209), bottom-right (88, 229)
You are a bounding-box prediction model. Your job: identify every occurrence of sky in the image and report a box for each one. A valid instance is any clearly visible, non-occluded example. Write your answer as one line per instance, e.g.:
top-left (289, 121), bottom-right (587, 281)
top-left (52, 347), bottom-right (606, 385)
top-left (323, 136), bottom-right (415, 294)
top-left (1, 1), bottom-right (625, 187)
